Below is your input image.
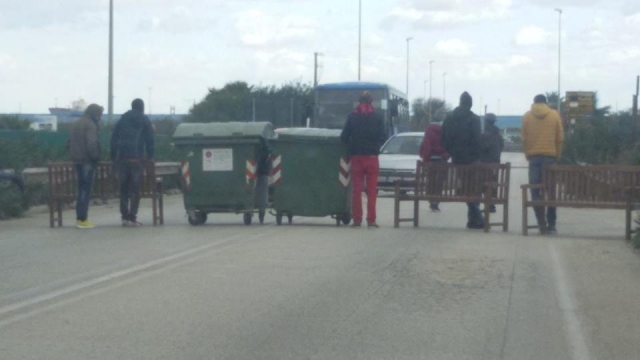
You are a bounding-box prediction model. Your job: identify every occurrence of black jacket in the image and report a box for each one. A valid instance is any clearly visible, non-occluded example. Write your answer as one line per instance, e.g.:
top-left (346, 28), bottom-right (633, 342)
top-left (479, 123), bottom-right (504, 163)
top-left (340, 109), bottom-right (386, 156)
top-left (441, 106), bottom-right (481, 165)
top-left (110, 110), bottom-right (155, 161)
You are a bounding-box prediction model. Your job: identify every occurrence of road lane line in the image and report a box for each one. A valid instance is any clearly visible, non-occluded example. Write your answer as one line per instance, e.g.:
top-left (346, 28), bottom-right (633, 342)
top-left (0, 227), bottom-right (275, 322)
top-left (550, 244), bottom-right (591, 360)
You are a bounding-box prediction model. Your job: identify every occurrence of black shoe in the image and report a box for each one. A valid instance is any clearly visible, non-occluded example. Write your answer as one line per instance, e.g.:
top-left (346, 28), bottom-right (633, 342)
top-left (467, 222), bottom-right (484, 230)
top-left (489, 205), bottom-right (496, 213)
top-left (547, 225), bottom-right (557, 235)
top-left (429, 203), bottom-right (440, 212)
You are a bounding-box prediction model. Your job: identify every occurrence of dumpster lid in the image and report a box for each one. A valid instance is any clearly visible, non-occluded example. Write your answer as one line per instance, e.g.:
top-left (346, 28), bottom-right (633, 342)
top-left (274, 128), bottom-right (343, 142)
top-left (173, 122), bottom-right (276, 140)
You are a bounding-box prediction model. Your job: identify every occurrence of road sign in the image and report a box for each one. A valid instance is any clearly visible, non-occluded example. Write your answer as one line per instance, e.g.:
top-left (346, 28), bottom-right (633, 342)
top-left (565, 91), bottom-right (595, 121)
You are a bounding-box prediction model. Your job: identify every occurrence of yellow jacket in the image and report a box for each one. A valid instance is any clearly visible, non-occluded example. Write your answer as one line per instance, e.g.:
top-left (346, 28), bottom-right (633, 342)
top-left (521, 103), bottom-right (564, 158)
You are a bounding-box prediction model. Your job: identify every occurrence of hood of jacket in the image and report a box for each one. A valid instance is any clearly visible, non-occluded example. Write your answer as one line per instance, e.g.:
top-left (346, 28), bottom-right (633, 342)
top-left (451, 106), bottom-right (472, 121)
top-left (530, 103), bottom-right (552, 119)
top-left (83, 104), bottom-right (104, 124)
top-left (122, 109), bottom-right (147, 127)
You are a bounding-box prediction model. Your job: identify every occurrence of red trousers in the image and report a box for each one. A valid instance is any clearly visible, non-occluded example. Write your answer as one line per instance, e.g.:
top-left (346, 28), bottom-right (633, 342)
top-left (350, 155), bottom-right (379, 224)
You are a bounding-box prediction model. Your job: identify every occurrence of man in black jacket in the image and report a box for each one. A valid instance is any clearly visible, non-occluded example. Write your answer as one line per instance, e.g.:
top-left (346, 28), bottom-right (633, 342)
top-left (340, 92), bottom-right (387, 228)
top-left (441, 91), bottom-right (484, 229)
top-left (110, 99), bottom-right (155, 226)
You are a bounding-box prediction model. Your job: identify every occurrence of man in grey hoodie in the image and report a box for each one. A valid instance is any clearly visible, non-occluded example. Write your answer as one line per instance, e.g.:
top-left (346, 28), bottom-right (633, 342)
top-left (68, 104), bottom-right (104, 229)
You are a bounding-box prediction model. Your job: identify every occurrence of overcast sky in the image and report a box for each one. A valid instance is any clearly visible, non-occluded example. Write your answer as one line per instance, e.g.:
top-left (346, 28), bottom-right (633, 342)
top-left (0, 0), bottom-right (639, 115)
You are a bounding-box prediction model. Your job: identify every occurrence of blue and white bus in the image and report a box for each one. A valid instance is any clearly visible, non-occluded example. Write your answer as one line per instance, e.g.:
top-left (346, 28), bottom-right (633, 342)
top-left (313, 82), bottom-right (411, 138)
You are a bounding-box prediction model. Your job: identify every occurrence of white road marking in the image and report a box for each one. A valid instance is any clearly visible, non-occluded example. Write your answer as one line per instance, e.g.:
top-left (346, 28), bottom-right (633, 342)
top-left (550, 243), bottom-right (592, 360)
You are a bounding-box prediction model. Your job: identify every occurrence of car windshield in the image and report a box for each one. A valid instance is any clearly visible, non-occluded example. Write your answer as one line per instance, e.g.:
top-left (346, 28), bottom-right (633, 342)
top-left (381, 136), bottom-right (422, 155)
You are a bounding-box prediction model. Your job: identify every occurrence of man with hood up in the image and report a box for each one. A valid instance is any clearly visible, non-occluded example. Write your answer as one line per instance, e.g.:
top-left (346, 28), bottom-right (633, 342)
top-left (441, 91), bottom-right (484, 229)
top-left (340, 91), bottom-right (387, 228)
top-left (521, 94), bottom-right (564, 234)
top-left (110, 98), bottom-right (155, 227)
top-left (69, 103), bottom-right (104, 229)
top-left (479, 113), bottom-right (504, 213)
top-left (420, 107), bottom-right (450, 212)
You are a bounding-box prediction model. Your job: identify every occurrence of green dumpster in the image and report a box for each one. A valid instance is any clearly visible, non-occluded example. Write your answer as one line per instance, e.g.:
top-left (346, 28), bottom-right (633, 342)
top-left (269, 128), bottom-right (351, 226)
top-left (172, 122), bottom-right (275, 226)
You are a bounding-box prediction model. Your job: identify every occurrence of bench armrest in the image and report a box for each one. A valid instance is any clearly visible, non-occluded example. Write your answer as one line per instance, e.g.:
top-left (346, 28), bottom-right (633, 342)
top-left (521, 184), bottom-right (544, 190)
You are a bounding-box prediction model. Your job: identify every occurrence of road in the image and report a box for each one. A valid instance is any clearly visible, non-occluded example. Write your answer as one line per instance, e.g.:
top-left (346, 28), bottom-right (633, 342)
top-left (1, 153), bottom-right (640, 359)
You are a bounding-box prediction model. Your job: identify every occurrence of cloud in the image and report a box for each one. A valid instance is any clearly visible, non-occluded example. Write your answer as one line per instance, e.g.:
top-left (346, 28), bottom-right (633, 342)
top-left (385, 0), bottom-right (513, 28)
top-left (509, 55), bottom-right (533, 66)
top-left (235, 10), bottom-right (316, 47)
top-left (515, 26), bottom-right (553, 46)
top-left (137, 6), bottom-right (216, 33)
top-left (435, 39), bottom-right (472, 57)
top-left (609, 46), bottom-right (640, 62)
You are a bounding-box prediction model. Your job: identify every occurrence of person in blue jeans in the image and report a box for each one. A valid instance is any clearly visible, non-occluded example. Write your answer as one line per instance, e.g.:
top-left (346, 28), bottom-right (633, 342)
top-left (521, 94), bottom-right (564, 234)
top-left (68, 104), bottom-right (104, 229)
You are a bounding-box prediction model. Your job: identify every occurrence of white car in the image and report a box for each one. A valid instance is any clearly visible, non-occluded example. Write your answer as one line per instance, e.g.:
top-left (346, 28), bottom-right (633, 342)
top-left (377, 132), bottom-right (424, 192)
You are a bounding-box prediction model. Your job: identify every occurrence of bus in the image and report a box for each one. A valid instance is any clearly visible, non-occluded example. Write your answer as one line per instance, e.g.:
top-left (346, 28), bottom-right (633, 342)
top-left (313, 82), bottom-right (411, 138)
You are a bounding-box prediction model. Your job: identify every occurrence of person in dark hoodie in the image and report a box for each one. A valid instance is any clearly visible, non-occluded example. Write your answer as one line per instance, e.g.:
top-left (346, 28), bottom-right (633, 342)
top-left (419, 108), bottom-right (450, 212)
top-left (341, 91), bottom-right (387, 228)
top-left (441, 91), bottom-right (484, 229)
top-left (110, 99), bottom-right (155, 227)
top-left (69, 103), bottom-right (104, 229)
top-left (479, 113), bottom-right (504, 213)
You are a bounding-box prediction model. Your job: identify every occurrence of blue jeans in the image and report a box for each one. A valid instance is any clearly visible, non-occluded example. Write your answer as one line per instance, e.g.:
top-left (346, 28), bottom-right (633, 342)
top-left (528, 156), bottom-right (557, 227)
top-left (75, 164), bottom-right (95, 221)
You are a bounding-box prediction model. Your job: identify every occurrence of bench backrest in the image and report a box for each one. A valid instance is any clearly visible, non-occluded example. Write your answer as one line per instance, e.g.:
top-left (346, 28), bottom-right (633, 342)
top-left (541, 165), bottom-right (640, 206)
top-left (48, 162), bottom-right (158, 201)
top-left (415, 161), bottom-right (511, 201)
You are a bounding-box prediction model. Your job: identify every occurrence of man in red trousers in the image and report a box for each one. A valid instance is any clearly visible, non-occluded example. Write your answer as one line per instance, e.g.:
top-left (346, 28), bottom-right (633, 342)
top-left (340, 92), bottom-right (387, 228)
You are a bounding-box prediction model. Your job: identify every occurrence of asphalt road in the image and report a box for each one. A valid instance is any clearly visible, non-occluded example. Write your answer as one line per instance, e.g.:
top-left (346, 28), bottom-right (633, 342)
top-left (1, 153), bottom-right (640, 359)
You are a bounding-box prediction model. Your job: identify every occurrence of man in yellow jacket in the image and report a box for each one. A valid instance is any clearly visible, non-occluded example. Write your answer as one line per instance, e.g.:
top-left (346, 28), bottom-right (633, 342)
top-left (521, 94), bottom-right (564, 234)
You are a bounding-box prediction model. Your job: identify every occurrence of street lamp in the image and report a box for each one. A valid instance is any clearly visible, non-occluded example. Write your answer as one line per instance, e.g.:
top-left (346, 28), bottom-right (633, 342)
top-left (443, 72), bottom-right (447, 105)
top-left (108, 0), bottom-right (114, 122)
top-left (406, 37), bottom-right (413, 101)
top-left (555, 8), bottom-right (562, 111)
top-left (428, 60), bottom-right (434, 121)
top-left (423, 80), bottom-right (428, 99)
top-left (358, 0), bottom-right (362, 81)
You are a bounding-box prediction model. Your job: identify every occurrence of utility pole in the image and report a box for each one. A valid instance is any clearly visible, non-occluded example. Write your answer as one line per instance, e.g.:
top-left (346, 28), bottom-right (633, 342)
top-left (406, 37), bottom-right (413, 100)
top-left (314, 52), bottom-right (323, 87)
top-left (429, 60), bottom-right (434, 122)
top-left (423, 80), bottom-right (427, 99)
top-left (358, 0), bottom-right (362, 81)
top-left (555, 8), bottom-right (563, 112)
top-left (148, 87), bottom-right (152, 115)
top-left (108, 0), bottom-right (114, 122)
top-left (633, 75), bottom-right (639, 145)
top-left (252, 98), bottom-right (256, 122)
top-left (290, 98), bottom-right (294, 127)
top-left (442, 72), bottom-right (447, 105)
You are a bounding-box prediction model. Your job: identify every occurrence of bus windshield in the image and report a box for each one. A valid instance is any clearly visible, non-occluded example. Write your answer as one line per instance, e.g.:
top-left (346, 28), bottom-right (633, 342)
top-left (315, 88), bottom-right (386, 129)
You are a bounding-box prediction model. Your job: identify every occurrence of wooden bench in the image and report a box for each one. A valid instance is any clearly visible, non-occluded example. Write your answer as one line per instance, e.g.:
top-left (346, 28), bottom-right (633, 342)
top-left (394, 162), bottom-right (511, 232)
top-left (521, 165), bottom-right (640, 239)
top-left (48, 161), bottom-right (164, 227)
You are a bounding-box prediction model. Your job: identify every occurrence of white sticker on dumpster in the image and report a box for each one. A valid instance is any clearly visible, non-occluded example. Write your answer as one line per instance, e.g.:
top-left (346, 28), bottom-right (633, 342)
top-left (202, 149), bottom-right (233, 171)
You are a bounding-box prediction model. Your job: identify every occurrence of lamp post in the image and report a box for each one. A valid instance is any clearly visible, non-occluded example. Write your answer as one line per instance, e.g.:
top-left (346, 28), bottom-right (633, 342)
top-left (358, 0), bottom-right (361, 81)
top-left (423, 80), bottom-right (427, 99)
top-left (108, 0), bottom-right (114, 122)
top-left (428, 60), bottom-right (434, 122)
top-left (443, 72), bottom-right (447, 105)
top-left (406, 37), bottom-right (413, 101)
top-left (555, 8), bottom-right (563, 111)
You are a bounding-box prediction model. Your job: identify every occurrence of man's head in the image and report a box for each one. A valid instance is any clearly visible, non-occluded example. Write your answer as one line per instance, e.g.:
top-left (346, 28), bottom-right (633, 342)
top-left (460, 92), bottom-right (473, 108)
top-left (84, 104), bottom-right (104, 122)
top-left (359, 91), bottom-right (373, 104)
top-left (485, 113), bottom-right (497, 124)
top-left (433, 108), bottom-right (447, 123)
top-left (132, 98), bottom-right (145, 113)
top-left (534, 94), bottom-right (547, 104)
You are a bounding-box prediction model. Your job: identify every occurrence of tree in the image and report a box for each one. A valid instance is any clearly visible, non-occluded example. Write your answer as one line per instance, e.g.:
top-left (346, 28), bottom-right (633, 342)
top-left (186, 81), bottom-right (314, 128)
top-left (0, 115), bottom-right (31, 130)
top-left (411, 97), bottom-right (448, 131)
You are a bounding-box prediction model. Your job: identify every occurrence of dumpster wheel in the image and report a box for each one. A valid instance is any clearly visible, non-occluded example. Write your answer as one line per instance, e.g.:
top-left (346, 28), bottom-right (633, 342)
top-left (276, 212), bottom-right (283, 226)
top-left (258, 209), bottom-right (266, 224)
top-left (188, 212), bottom-right (207, 226)
top-left (243, 212), bottom-right (253, 226)
top-left (341, 215), bottom-right (351, 225)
